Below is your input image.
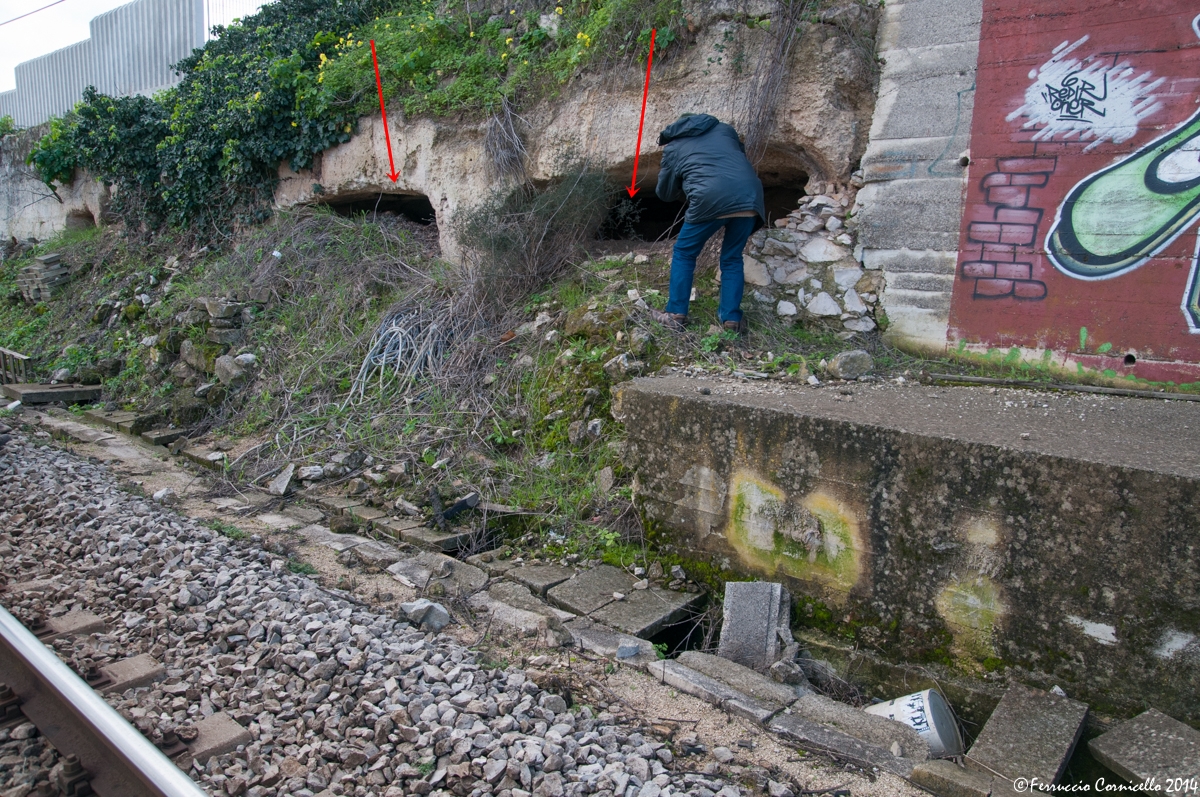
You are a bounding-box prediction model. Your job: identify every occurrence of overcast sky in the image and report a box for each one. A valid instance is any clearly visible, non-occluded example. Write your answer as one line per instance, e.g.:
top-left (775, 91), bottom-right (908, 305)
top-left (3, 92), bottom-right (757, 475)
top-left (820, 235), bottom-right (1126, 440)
top-left (0, 0), bottom-right (134, 92)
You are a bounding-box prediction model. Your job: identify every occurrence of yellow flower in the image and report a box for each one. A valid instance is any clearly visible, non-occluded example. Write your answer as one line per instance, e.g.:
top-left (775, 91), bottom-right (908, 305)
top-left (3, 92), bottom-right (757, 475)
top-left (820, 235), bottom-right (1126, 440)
top-left (254, 91), bottom-right (261, 100)
top-left (510, 9), bottom-right (515, 13)
top-left (501, 52), bottom-right (508, 59)
top-left (505, 37), bottom-right (513, 44)
top-left (555, 6), bottom-right (563, 13)
top-left (469, 30), bottom-right (474, 37)
top-left (291, 121), bottom-right (298, 127)
top-left (345, 124), bottom-right (352, 133)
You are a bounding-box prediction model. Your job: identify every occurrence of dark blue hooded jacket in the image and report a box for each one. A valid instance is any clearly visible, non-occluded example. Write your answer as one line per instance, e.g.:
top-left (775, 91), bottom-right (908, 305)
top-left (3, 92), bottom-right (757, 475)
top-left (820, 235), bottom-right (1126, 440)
top-left (655, 114), bottom-right (766, 226)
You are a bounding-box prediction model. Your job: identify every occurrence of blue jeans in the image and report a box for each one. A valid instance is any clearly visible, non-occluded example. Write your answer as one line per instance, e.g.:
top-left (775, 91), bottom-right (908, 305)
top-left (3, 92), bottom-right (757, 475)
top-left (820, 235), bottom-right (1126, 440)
top-left (665, 216), bottom-right (757, 323)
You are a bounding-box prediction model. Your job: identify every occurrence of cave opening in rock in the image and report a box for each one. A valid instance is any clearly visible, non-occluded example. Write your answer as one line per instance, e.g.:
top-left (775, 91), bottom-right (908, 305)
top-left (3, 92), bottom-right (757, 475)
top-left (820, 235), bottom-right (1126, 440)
top-left (321, 192), bottom-right (437, 226)
top-left (599, 145), bottom-right (811, 242)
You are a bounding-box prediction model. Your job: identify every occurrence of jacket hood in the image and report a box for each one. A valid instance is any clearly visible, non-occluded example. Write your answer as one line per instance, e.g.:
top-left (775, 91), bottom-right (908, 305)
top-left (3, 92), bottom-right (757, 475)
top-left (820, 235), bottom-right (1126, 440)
top-left (658, 114), bottom-right (719, 145)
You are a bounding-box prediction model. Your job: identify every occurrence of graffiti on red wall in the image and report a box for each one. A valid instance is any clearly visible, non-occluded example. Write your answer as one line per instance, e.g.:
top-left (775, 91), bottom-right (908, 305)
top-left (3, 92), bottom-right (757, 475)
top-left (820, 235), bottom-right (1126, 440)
top-left (950, 1), bottom-right (1200, 378)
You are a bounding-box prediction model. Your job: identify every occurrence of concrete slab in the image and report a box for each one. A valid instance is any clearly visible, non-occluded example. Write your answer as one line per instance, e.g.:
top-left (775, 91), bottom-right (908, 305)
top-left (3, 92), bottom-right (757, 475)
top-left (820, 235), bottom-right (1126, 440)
top-left (387, 552), bottom-right (487, 597)
top-left (909, 759), bottom-right (991, 797)
top-left (140, 427), bottom-right (186, 446)
top-left (676, 651), bottom-right (806, 709)
top-left (1088, 708), bottom-right (1200, 780)
top-left (101, 653), bottom-right (165, 693)
top-left (44, 610), bottom-right (104, 639)
top-left (563, 617), bottom-right (657, 665)
top-left (966, 684), bottom-right (1088, 784)
top-left (769, 712), bottom-right (917, 778)
top-left (315, 496), bottom-right (364, 514)
top-left (487, 581), bottom-right (575, 622)
top-left (189, 712), bottom-right (252, 761)
top-left (2, 383), bottom-right (102, 405)
top-left (348, 505), bottom-right (386, 524)
top-left (507, 564), bottom-right (576, 597)
top-left (468, 590), bottom-right (571, 647)
top-left (280, 505), bottom-right (324, 524)
top-left (180, 447), bottom-right (226, 470)
top-left (590, 586), bottom-right (705, 639)
top-left (790, 694), bottom-right (928, 761)
top-left (399, 524), bottom-right (477, 554)
top-left (349, 540), bottom-right (405, 568)
top-left (318, 534), bottom-right (371, 553)
top-left (255, 513), bottom-right (301, 530)
top-left (718, 581), bottom-right (788, 670)
top-left (645, 659), bottom-right (781, 725)
top-left (547, 565), bottom-right (637, 616)
top-left (375, 517), bottom-right (423, 541)
top-left (465, 551), bottom-right (519, 578)
top-left (83, 409), bottom-right (137, 431)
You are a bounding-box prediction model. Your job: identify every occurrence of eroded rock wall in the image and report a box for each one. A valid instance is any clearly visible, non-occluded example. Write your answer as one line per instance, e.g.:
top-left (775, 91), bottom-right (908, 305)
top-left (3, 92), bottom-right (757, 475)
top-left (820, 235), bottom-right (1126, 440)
top-left (0, 125), bottom-right (109, 249)
top-left (275, 7), bottom-right (880, 260)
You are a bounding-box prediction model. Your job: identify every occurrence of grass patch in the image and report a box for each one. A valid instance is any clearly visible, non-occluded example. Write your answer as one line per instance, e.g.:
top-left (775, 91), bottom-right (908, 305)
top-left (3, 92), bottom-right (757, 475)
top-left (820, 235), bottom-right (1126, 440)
top-left (207, 519), bottom-right (248, 540)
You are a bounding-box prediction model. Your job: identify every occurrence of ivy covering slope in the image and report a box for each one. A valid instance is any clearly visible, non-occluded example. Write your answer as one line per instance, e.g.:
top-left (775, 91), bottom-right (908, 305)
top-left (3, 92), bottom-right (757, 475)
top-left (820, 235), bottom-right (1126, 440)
top-left (28, 0), bottom-right (683, 237)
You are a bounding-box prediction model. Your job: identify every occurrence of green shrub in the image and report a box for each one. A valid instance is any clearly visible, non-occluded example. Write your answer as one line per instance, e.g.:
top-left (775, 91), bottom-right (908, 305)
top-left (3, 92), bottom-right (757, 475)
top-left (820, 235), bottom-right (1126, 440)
top-left (0, 115), bottom-right (17, 137)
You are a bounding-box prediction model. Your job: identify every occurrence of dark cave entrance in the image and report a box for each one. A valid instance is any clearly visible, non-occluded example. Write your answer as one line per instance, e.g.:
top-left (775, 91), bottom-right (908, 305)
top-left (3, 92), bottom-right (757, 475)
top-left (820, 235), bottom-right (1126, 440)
top-left (321, 192), bottom-right (438, 226)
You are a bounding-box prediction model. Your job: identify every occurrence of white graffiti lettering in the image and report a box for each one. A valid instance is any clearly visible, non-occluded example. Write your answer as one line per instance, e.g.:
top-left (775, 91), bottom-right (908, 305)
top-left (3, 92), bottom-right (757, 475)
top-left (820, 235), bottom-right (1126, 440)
top-left (1007, 36), bottom-right (1164, 152)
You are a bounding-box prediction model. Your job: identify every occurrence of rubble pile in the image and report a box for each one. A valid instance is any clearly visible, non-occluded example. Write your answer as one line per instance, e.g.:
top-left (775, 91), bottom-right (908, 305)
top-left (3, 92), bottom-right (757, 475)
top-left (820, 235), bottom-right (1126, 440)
top-left (741, 175), bottom-right (881, 334)
top-left (16, 253), bottom-right (71, 303)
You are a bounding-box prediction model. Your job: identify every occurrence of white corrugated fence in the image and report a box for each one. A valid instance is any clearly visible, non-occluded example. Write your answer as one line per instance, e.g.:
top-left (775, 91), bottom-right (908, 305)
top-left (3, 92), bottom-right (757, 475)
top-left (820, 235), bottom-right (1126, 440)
top-left (0, 0), bottom-right (265, 128)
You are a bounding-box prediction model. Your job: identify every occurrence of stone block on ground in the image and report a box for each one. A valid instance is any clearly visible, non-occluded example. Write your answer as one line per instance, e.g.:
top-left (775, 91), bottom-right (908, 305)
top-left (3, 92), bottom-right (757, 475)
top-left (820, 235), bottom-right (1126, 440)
top-left (909, 759), bottom-right (992, 797)
top-left (769, 712), bottom-right (917, 778)
top-left (827, 349), bottom-right (873, 380)
top-left (1088, 708), bottom-right (1200, 780)
top-left (189, 712), bottom-right (252, 762)
top-left (790, 693), bottom-right (929, 761)
top-left (280, 505), bottom-right (324, 524)
top-left (267, 464), bottom-right (295, 496)
top-left (318, 533), bottom-right (372, 553)
top-left (645, 659), bottom-right (781, 725)
top-left (399, 598), bottom-right (451, 632)
top-left (507, 564), bottom-right (576, 597)
top-left (718, 581), bottom-right (789, 670)
top-left (590, 585), bottom-right (706, 639)
top-left (101, 653), bottom-right (166, 693)
top-left (546, 565), bottom-right (637, 615)
top-left (387, 552), bottom-right (487, 597)
top-left (314, 495), bottom-right (365, 514)
top-left (676, 651), bottom-right (807, 709)
top-left (965, 684), bottom-right (1088, 785)
top-left (44, 610), bottom-right (104, 639)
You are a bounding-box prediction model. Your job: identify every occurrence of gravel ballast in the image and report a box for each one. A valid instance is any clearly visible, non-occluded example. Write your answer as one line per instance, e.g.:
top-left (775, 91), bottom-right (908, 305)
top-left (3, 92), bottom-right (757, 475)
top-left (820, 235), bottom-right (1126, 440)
top-left (0, 433), bottom-right (749, 797)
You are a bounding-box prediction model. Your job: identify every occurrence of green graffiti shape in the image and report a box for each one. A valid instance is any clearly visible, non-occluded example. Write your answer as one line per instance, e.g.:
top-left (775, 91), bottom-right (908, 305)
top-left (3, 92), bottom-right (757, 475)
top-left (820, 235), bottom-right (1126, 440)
top-left (1048, 107), bottom-right (1200, 280)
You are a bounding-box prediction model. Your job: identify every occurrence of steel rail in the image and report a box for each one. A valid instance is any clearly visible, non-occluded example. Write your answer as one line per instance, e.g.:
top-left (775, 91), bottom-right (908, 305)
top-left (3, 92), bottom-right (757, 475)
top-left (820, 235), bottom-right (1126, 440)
top-left (0, 605), bottom-right (208, 797)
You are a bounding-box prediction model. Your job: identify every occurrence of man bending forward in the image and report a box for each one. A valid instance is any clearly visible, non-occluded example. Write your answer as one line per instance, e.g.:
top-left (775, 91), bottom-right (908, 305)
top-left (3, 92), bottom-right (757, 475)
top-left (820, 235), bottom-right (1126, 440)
top-left (652, 113), bottom-right (765, 334)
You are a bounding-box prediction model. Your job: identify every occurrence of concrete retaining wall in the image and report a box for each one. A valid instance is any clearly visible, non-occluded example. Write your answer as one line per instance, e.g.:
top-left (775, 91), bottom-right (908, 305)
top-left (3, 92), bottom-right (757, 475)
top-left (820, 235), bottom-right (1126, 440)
top-left (0, 127), bottom-right (109, 246)
top-left (614, 376), bottom-right (1200, 724)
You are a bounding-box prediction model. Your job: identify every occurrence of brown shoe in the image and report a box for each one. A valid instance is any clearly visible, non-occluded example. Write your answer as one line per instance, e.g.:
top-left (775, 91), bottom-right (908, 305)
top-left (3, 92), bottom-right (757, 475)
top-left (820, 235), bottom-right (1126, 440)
top-left (650, 308), bottom-right (687, 331)
top-left (722, 318), bottom-right (748, 336)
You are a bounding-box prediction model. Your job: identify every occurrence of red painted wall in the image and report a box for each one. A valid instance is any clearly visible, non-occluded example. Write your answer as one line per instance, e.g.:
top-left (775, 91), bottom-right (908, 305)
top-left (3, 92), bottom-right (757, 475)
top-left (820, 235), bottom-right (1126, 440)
top-left (949, 0), bottom-right (1200, 382)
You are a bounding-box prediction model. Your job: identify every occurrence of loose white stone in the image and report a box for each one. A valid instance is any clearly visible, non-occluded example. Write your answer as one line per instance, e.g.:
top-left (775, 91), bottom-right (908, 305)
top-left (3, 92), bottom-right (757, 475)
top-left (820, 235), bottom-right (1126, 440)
top-left (806, 292), bottom-right (841, 317)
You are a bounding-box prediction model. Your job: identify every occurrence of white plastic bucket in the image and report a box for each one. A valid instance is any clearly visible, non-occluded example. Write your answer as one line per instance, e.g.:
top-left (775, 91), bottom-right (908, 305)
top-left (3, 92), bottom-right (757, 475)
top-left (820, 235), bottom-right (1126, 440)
top-left (862, 689), bottom-right (964, 757)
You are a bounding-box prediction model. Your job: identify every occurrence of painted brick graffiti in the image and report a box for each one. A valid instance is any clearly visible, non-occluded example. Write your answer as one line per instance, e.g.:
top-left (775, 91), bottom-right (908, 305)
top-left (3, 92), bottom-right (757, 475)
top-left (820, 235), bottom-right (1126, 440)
top-left (961, 156), bottom-right (1054, 301)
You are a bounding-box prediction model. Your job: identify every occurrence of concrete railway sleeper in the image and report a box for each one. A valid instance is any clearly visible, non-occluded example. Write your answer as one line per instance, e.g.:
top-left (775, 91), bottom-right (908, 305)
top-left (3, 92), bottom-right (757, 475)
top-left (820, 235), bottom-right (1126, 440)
top-left (0, 605), bottom-right (208, 797)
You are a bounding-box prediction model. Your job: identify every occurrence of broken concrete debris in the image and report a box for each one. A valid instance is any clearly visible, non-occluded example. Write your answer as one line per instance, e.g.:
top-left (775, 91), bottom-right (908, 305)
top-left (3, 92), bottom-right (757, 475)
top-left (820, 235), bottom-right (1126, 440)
top-left (965, 684), bottom-right (1088, 786)
top-left (718, 581), bottom-right (791, 671)
top-left (1088, 708), bottom-right (1200, 780)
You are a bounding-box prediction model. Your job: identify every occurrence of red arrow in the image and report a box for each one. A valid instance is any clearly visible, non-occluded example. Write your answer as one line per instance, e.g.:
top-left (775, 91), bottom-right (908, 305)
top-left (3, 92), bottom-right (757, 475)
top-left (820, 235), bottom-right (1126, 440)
top-left (626, 28), bottom-right (656, 198)
top-left (370, 40), bottom-right (400, 182)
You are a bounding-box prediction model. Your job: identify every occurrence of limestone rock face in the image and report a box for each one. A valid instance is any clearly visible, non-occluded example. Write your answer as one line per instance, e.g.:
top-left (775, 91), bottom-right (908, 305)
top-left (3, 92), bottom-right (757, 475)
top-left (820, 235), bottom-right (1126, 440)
top-left (273, 14), bottom-right (878, 259)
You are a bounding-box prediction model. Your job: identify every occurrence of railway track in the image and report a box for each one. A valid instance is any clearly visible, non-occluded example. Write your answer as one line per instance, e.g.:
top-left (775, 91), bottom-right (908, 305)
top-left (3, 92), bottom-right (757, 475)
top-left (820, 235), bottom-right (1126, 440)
top-left (0, 605), bottom-right (207, 797)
